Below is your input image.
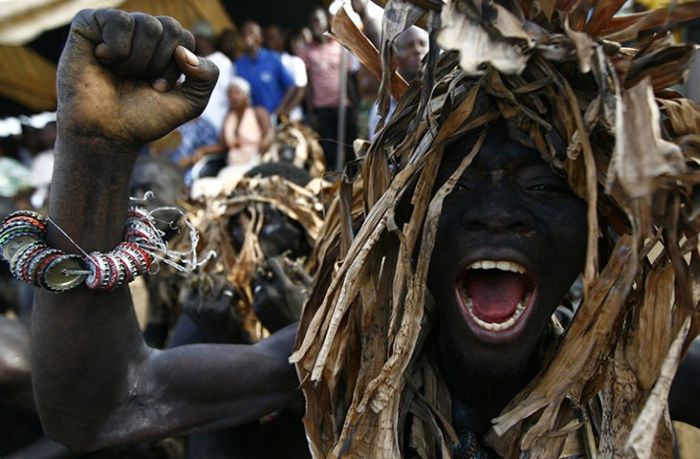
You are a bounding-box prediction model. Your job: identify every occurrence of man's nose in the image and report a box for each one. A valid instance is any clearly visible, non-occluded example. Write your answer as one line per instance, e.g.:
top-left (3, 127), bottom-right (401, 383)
top-left (459, 186), bottom-right (535, 234)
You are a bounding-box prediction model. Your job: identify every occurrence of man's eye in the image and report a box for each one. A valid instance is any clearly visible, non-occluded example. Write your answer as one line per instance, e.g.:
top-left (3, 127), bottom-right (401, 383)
top-left (527, 183), bottom-right (568, 193)
top-left (454, 183), bottom-right (471, 193)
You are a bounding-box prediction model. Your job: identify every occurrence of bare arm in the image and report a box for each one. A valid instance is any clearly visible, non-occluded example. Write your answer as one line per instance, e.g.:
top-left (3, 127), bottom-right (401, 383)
top-left (669, 336), bottom-right (700, 428)
top-left (31, 9), bottom-right (298, 451)
top-left (0, 316), bottom-right (33, 413)
top-left (277, 86), bottom-right (306, 119)
top-left (254, 107), bottom-right (272, 142)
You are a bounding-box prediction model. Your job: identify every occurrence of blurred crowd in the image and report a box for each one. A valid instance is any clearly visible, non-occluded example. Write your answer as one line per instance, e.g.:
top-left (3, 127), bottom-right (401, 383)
top-left (150, 3), bottom-right (426, 186)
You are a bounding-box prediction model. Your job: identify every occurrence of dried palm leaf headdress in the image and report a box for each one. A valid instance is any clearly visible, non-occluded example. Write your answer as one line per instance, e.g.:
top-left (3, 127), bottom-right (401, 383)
top-left (291, 1), bottom-right (700, 458)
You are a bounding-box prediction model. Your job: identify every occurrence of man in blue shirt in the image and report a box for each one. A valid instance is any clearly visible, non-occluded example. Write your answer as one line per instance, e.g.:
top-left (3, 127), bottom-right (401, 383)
top-left (236, 21), bottom-right (297, 117)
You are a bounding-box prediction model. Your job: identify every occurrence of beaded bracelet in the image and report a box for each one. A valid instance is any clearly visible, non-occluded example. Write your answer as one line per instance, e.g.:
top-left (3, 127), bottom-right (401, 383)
top-left (0, 208), bottom-right (162, 293)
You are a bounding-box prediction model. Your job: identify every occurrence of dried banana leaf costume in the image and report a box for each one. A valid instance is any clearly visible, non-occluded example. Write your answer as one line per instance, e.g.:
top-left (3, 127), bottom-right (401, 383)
top-left (291, 1), bottom-right (700, 458)
top-left (181, 176), bottom-right (325, 341)
top-left (261, 121), bottom-right (327, 178)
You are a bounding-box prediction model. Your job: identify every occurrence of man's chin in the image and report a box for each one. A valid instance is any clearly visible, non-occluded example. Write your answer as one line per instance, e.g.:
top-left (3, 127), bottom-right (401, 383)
top-left (452, 343), bottom-right (538, 379)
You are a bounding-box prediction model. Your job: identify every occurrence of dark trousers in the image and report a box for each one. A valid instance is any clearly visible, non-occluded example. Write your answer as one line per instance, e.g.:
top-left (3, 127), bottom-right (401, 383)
top-left (314, 107), bottom-right (357, 172)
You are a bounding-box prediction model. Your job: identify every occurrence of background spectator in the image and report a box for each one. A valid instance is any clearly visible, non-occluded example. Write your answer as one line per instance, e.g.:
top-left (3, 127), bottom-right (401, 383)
top-left (264, 25), bottom-right (309, 122)
top-left (367, 27), bottom-right (428, 139)
top-left (192, 21), bottom-right (235, 135)
top-left (155, 117), bottom-right (219, 185)
top-left (299, 7), bottom-right (359, 171)
top-left (236, 21), bottom-right (296, 118)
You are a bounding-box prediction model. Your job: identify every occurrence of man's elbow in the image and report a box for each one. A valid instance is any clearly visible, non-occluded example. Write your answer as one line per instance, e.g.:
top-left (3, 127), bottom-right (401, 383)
top-left (36, 401), bottom-right (120, 452)
top-left (40, 416), bottom-right (109, 452)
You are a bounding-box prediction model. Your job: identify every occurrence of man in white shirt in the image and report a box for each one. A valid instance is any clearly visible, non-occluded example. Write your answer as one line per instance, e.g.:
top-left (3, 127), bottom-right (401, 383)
top-left (192, 22), bottom-right (235, 134)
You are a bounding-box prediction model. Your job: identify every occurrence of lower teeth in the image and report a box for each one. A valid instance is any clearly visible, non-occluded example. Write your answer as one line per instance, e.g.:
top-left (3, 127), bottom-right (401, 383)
top-left (460, 290), bottom-right (530, 331)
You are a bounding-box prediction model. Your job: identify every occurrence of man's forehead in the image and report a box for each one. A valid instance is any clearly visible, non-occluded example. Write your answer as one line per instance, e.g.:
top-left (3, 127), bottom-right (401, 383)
top-left (396, 28), bottom-right (428, 46)
top-left (243, 23), bottom-right (260, 34)
top-left (443, 126), bottom-right (544, 171)
top-left (310, 9), bottom-right (327, 21)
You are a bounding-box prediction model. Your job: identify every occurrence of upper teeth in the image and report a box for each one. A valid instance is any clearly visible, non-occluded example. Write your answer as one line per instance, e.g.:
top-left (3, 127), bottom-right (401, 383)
top-left (467, 260), bottom-right (525, 274)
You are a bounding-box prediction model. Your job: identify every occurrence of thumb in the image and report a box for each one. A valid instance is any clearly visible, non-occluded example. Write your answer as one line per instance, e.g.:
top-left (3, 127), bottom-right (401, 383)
top-left (171, 46), bottom-right (220, 118)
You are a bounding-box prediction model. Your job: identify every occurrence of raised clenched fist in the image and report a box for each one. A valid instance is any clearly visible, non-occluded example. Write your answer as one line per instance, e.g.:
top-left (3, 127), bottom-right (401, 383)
top-left (57, 9), bottom-right (219, 146)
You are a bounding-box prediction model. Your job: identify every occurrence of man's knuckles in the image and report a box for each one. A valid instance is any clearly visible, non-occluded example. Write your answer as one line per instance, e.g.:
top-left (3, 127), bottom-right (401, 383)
top-left (95, 9), bottom-right (134, 32)
top-left (76, 10), bottom-right (188, 73)
top-left (157, 16), bottom-right (183, 35)
top-left (133, 13), bottom-right (163, 40)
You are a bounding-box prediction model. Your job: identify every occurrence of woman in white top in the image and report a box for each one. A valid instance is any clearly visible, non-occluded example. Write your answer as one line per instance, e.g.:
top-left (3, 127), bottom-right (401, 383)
top-left (195, 77), bottom-right (271, 180)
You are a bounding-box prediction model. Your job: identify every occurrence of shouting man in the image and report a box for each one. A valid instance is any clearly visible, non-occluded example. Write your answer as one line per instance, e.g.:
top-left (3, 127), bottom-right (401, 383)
top-left (24, 6), bottom-right (700, 458)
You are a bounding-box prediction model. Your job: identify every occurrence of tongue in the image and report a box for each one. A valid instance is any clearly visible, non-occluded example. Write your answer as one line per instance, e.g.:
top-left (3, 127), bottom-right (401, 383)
top-left (462, 270), bottom-right (530, 322)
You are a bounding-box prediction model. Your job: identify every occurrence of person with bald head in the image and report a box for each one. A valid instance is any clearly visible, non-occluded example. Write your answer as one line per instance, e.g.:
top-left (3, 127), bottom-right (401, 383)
top-left (350, 1), bottom-right (428, 138)
top-left (367, 26), bottom-right (428, 138)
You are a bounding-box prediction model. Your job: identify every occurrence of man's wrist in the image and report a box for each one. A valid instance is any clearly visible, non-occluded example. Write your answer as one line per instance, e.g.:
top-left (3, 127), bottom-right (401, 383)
top-left (48, 131), bottom-right (141, 252)
top-left (56, 130), bottom-right (141, 158)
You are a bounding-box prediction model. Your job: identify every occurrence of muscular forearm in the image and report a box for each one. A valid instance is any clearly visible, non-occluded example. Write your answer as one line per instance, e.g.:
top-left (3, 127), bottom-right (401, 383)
top-left (32, 135), bottom-right (300, 449)
top-left (31, 133), bottom-right (149, 448)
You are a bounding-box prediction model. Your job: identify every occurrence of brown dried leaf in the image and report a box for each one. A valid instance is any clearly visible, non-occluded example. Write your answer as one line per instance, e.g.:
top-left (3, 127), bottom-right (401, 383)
top-left (602, 2), bottom-right (700, 42)
top-left (437, 0), bottom-right (530, 75)
top-left (611, 77), bottom-right (684, 199)
top-left (564, 19), bottom-right (596, 74)
top-left (626, 264), bottom-right (675, 391)
top-left (658, 98), bottom-right (700, 137)
top-left (331, 7), bottom-right (408, 100)
top-left (586, 0), bottom-right (628, 37)
top-left (625, 318), bottom-right (692, 459)
top-left (492, 235), bottom-right (636, 438)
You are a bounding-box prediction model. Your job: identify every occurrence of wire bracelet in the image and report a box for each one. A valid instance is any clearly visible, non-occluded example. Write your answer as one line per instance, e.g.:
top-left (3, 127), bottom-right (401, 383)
top-left (0, 207), bottom-right (203, 293)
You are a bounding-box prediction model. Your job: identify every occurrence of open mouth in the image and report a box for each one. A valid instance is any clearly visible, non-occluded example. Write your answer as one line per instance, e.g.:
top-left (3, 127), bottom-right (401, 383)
top-left (455, 260), bottom-right (537, 335)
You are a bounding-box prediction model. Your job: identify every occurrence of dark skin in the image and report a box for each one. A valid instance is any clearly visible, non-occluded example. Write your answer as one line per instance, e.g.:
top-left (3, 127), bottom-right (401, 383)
top-left (395, 28), bottom-right (428, 81)
top-left (32, 9), bottom-right (298, 451)
top-left (429, 126), bottom-right (588, 434)
top-left (252, 257), bottom-right (311, 333)
top-left (308, 8), bottom-right (329, 44)
top-left (241, 21), bottom-right (299, 117)
top-left (32, 9), bottom-right (699, 452)
top-left (263, 25), bottom-right (285, 53)
top-left (241, 21), bottom-right (263, 57)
